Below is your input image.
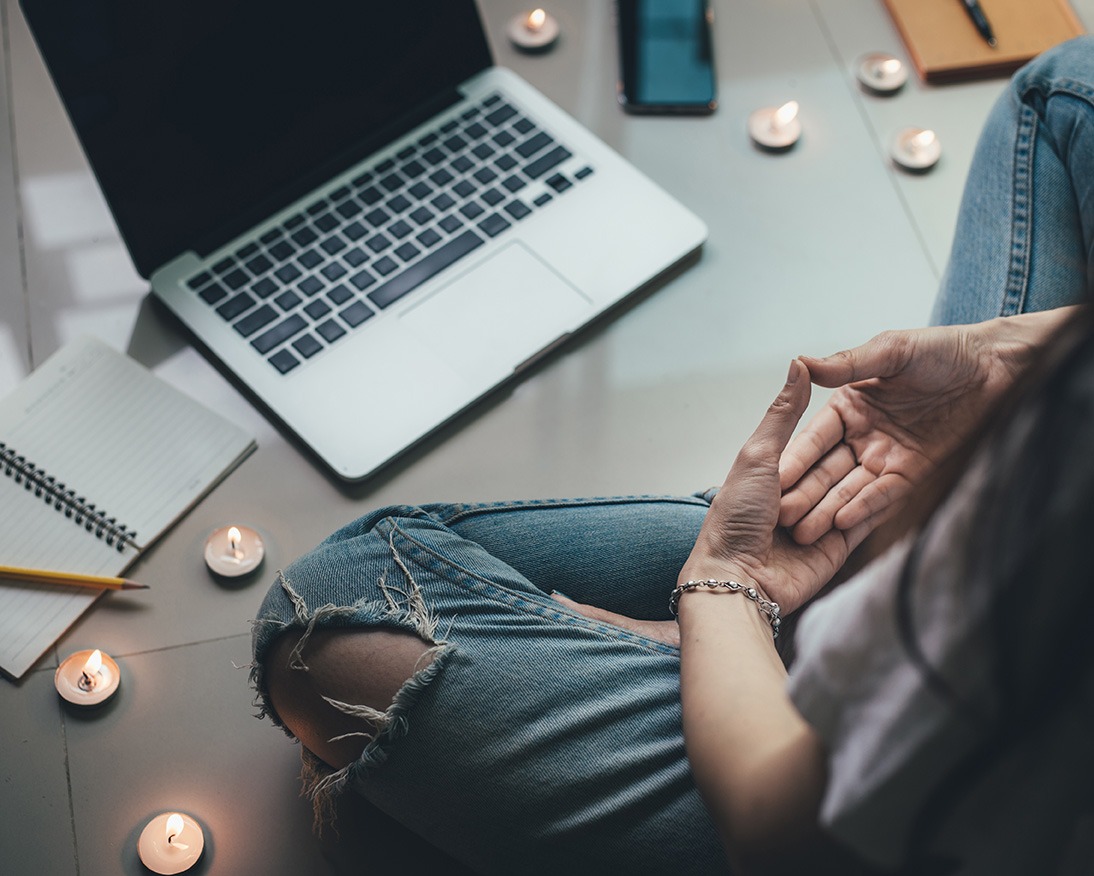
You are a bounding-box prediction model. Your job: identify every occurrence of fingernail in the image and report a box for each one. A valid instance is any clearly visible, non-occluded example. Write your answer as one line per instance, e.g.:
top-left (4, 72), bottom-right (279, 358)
top-left (786, 359), bottom-right (799, 384)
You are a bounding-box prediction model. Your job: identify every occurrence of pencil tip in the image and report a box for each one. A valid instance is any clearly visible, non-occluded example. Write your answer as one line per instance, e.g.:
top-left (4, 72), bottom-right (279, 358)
top-left (124, 581), bottom-right (150, 590)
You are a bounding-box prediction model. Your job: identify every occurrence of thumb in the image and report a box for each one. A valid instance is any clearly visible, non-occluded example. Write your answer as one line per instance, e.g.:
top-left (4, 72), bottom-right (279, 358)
top-left (746, 359), bottom-right (811, 454)
top-left (802, 330), bottom-right (914, 388)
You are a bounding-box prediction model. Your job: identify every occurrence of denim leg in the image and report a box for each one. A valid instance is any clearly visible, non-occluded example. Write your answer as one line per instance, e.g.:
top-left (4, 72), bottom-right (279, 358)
top-left (932, 36), bottom-right (1094, 325)
top-left (252, 496), bottom-right (730, 875)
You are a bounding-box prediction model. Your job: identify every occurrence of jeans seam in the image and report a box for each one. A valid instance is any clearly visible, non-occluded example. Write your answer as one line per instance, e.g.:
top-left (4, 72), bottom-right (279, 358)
top-left (380, 517), bottom-right (681, 656)
top-left (1003, 103), bottom-right (1036, 317)
top-left (433, 494), bottom-right (710, 527)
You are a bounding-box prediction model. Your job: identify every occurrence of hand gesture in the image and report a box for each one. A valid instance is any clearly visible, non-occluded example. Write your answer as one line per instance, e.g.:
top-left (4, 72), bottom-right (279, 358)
top-left (778, 313), bottom-right (1066, 545)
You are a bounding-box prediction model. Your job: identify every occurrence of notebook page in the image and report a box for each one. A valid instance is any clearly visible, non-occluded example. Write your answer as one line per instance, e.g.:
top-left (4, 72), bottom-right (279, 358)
top-left (0, 336), bottom-right (255, 678)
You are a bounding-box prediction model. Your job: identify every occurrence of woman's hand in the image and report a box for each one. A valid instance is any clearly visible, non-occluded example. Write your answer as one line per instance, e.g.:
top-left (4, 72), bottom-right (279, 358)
top-left (681, 359), bottom-right (872, 615)
top-left (551, 592), bottom-right (680, 648)
top-left (778, 310), bottom-right (1072, 545)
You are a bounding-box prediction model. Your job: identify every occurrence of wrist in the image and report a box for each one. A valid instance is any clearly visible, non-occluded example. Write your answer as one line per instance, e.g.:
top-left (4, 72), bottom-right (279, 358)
top-left (670, 579), bottom-right (782, 639)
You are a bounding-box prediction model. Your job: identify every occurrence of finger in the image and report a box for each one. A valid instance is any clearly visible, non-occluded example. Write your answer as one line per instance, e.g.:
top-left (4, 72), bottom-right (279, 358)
top-left (742, 359), bottom-right (812, 461)
top-left (831, 472), bottom-right (914, 530)
top-left (801, 330), bottom-right (915, 389)
top-left (779, 443), bottom-right (857, 527)
top-left (779, 405), bottom-right (847, 490)
top-left (551, 592), bottom-right (635, 627)
top-left (789, 465), bottom-right (877, 545)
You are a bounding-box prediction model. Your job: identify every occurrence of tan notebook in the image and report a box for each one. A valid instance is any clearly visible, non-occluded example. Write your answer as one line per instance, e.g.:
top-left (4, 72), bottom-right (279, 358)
top-left (882, 0), bottom-right (1085, 83)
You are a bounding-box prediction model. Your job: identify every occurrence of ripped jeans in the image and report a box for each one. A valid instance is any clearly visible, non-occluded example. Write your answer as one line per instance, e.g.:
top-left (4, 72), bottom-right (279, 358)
top-left (251, 496), bottom-right (731, 875)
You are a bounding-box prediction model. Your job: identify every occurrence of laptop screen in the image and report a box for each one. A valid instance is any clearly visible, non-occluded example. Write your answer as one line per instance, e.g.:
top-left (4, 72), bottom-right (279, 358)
top-left (20, 0), bottom-right (492, 277)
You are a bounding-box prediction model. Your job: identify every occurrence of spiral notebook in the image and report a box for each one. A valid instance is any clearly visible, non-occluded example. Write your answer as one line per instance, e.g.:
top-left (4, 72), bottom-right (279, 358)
top-left (0, 336), bottom-right (255, 679)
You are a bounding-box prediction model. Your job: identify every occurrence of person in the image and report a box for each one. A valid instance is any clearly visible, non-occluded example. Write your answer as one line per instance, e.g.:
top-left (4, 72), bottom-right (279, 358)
top-left (251, 36), bottom-right (1094, 875)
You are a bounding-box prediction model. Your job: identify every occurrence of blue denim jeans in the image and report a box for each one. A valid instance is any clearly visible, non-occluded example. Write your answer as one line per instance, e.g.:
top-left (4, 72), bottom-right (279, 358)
top-left (253, 37), bottom-right (1094, 876)
top-left (932, 35), bottom-right (1094, 324)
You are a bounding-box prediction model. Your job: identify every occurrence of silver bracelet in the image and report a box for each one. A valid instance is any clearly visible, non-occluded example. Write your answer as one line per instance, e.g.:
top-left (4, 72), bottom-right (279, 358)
top-left (669, 579), bottom-right (782, 639)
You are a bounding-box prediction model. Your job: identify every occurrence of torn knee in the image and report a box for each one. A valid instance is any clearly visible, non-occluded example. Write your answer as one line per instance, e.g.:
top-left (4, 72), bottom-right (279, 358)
top-left (265, 626), bottom-right (439, 771)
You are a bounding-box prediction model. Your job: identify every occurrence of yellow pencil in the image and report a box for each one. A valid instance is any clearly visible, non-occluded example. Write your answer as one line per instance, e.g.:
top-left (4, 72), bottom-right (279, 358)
top-left (0, 565), bottom-right (148, 591)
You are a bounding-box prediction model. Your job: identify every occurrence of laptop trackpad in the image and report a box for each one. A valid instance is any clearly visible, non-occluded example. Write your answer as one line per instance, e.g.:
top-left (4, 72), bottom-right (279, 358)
top-left (400, 242), bottom-right (592, 384)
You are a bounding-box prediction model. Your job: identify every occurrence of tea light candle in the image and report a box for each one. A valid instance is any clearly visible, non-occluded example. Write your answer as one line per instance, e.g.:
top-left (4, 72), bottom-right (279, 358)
top-left (748, 100), bottom-right (801, 151)
top-left (204, 524), bottom-right (265, 577)
top-left (508, 8), bottom-right (560, 51)
top-left (138, 812), bottom-right (205, 875)
top-left (55, 648), bottom-right (120, 706)
top-left (855, 53), bottom-right (907, 94)
top-left (891, 127), bottom-right (942, 171)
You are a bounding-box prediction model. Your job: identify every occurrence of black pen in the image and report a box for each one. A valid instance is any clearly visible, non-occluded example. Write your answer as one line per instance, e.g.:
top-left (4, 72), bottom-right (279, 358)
top-left (959, 0), bottom-right (997, 48)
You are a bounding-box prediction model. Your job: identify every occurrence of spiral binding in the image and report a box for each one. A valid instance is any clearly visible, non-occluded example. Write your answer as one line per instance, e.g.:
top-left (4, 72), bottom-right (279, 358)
top-left (1, 442), bottom-right (138, 552)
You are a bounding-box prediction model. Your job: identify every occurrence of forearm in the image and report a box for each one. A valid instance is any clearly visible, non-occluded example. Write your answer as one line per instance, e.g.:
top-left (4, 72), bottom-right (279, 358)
top-left (677, 586), bottom-right (876, 876)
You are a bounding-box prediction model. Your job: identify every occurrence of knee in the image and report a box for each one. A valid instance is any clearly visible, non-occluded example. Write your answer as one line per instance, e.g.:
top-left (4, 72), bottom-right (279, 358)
top-left (1014, 35), bottom-right (1094, 105)
top-left (264, 627), bottom-right (437, 770)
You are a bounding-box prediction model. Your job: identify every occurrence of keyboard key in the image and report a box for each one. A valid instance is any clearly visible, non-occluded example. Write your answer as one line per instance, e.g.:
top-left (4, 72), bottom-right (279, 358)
top-left (438, 215), bottom-right (463, 233)
top-left (465, 121), bottom-right (487, 140)
top-left (293, 333), bottom-right (323, 359)
top-left (223, 268), bottom-right (249, 290)
top-left (368, 230), bottom-right (484, 309)
top-left (306, 199), bottom-right (328, 216)
top-left (478, 213), bottom-right (511, 238)
top-left (502, 175), bottom-right (527, 193)
top-left (417, 228), bottom-right (442, 248)
top-left (359, 185), bottom-right (384, 205)
top-left (575, 166), bottom-right (595, 180)
top-left (513, 117), bottom-right (536, 135)
top-left (235, 242), bottom-right (259, 259)
top-left (274, 289), bottom-right (302, 311)
top-left (268, 240), bottom-right (294, 261)
top-left (211, 257), bottom-right (234, 274)
top-left (344, 248), bottom-right (369, 267)
top-left (298, 249), bottom-right (323, 269)
top-left (443, 134), bottom-right (468, 153)
top-left (291, 227), bottom-right (318, 246)
top-left (283, 214), bottom-right (306, 230)
top-left (526, 146), bottom-right (572, 179)
top-left (409, 206), bottom-right (434, 225)
top-left (389, 220), bottom-right (413, 239)
top-left (320, 235), bottom-right (347, 255)
top-left (313, 213), bottom-right (338, 233)
top-left (408, 181), bottom-right (432, 200)
top-left (365, 233), bottom-right (392, 253)
top-left (275, 264), bottom-right (302, 283)
top-left (481, 188), bottom-right (505, 207)
top-left (199, 282), bottom-right (229, 305)
top-left (504, 200), bottom-right (532, 220)
top-left (453, 180), bottom-right (476, 198)
top-left (493, 130), bottom-right (516, 148)
top-left (533, 192), bottom-right (553, 207)
top-left (328, 284), bottom-right (354, 305)
top-left (253, 277), bottom-right (278, 298)
top-left (460, 202), bottom-right (484, 220)
top-left (380, 172), bottom-right (405, 192)
top-left (403, 159), bottom-right (426, 179)
top-left (386, 195), bottom-right (410, 215)
top-left (350, 268), bottom-right (376, 290)
top-left (484, 103), bottom-right (518, 127)
top-left (259, 228), bottom-right (283, 244)
top-left (252, 314), bottom-right (307, 354)
top-left (395, 241), bottom-right (420, 261)
top-left (495, 153), bottom-right (518, 172)
top-left (376, 158), bottom-right (395, 173)
top-left (451, 155), bottom-right (474, 174)
top-left (364, 207), bottom-right (391, 227)
top-left (343, 221), bottom-right (367, 241)
top-left (351, 170), bottom-right (374, 187)
top-left (304, 299), bottom-right (331, 319)
top-left (419, 131), bottom-right (439, 147)
top-left (330, 185), bottom-right (351, 201)
top-left (298, 276), bottom-right (324, 296)
top-left (217, 291), bottom-right (257, 320)
top-left (340, 300), bottom-right (374, 328)
top-left (187, 271), bottom-right (211, 289)
top-left (473, 167), bottom-right (498, 184)
top-left (547, 173), bottom-right (573, 193)
top-left (321, 262), bottom-right (347, 281)
top-left (336, 199), bottom-right (363, 219)
top-left (516, 131), bottom-right (552, 158)
top-left (269, 349), bottom-right (300, 374)
top-left (422, 147), bottom-right (446, 165)
top-left (432, 193), bottom-right (456, 212)
top-left (396, 145), bottom-right (416, 161)
top-left (317, 319), bottom-right (347, 343)
top-left (245, 254), bottom-right (273, 275)
top-left (483, 93), bottom-right (502, 106)
top-left (472, 143), bottom-right (495, 161)
top-left (429, 168), bottom-right (455, 187)
top-left (234, 303), bottom-right (277, 336)
top-left (374, 256), bottom-right (399, 276)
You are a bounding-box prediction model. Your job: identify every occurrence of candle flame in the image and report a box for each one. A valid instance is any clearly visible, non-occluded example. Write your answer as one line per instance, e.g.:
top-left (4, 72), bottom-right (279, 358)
top-left (772, 101), bottom-right (799, 131)
top-left (527, 8), bottom-right (546, 31)
top-left (228, 526), bottom-right (242, 551)
top-left (911, 129), bottom-right (937, 151)
top-left (82, 649), bottom-right (103, 677)
top-left (878, 58), bottom-right (902, 76)
top-left (165, 813), bottom-right (190, 850)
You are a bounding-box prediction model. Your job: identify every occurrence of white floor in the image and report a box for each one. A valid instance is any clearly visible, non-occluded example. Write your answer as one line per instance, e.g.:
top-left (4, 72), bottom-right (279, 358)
top-left (2, 1), bottom-right (1091, 873)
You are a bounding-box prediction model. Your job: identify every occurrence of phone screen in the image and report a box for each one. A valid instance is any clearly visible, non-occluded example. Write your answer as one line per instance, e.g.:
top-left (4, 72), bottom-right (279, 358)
top-left (617, 0), bottom-right (716, 114)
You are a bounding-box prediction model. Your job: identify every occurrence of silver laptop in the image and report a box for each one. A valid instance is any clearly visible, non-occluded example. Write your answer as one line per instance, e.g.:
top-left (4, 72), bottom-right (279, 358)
top-left (21, 0), bottom-right (707, 481)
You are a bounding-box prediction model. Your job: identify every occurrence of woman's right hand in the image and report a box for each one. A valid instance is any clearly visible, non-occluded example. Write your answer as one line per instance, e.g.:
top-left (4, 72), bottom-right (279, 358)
top-left (778, 310), bottom-right (1072, 544)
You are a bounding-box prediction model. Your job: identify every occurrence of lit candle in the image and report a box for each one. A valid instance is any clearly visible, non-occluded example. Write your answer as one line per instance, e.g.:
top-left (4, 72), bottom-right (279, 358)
top-left (748, 100), bottom-right (802, 151)
top-left (508, 7), bottom-right (560, 51)
top-left (55, 648), bottom-right (120, 706)
top-left (204, 523), bottom-right (265, 577)
top-left (138, 811), bottom-right (205, 874)
top-left (855, 52), bottom-right (907, 94)
top-left (890, 126), bottom-right (942, 171)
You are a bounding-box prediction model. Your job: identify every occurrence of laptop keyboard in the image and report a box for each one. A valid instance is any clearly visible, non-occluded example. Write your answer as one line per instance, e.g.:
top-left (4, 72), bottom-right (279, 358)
top-left (183, 92), bottom-right (596, 375)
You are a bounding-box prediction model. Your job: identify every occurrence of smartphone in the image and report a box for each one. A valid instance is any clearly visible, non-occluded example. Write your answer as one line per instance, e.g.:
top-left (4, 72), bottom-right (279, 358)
top-left (617, 0), bottom-right (717, 115)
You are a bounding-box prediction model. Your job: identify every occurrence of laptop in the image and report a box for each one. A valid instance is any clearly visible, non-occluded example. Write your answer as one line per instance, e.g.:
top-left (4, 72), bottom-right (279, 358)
top-left (21, 0), bottom-right (707, 481)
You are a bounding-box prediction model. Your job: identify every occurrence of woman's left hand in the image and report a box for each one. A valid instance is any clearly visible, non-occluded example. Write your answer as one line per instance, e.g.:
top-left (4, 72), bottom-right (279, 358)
top-left (551, 592), bottom-right (681, 647)
top-left (683, 359), bottom-right (873, 614)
